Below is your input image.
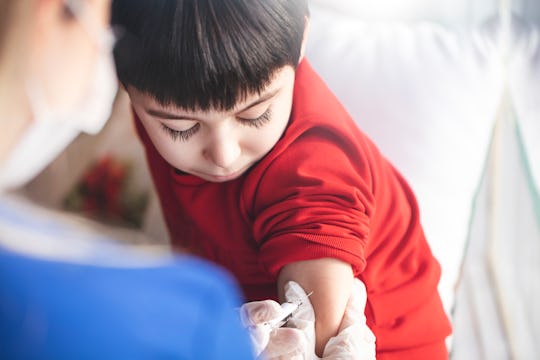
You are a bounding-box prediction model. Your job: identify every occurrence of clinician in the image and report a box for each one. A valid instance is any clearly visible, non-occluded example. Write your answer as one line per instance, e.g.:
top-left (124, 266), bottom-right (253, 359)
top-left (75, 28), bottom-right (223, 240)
top-left (0, 0), bottom-right (253, 358)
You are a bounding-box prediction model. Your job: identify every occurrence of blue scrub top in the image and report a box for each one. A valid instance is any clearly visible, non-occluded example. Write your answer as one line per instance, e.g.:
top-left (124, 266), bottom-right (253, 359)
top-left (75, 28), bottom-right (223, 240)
top-left (0, 196), bottom-right (254, 359)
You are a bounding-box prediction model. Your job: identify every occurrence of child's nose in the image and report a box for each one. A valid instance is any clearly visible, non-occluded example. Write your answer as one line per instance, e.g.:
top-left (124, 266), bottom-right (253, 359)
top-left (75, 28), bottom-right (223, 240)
top-left (205, 137), bottom-right (241, 169)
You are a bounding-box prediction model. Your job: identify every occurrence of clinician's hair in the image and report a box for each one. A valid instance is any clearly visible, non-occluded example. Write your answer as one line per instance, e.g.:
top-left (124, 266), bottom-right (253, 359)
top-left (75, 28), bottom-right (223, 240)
top-left (0, 0), bottom-right (14, 49)
top-left (111, 0), bottom-right (309, 111)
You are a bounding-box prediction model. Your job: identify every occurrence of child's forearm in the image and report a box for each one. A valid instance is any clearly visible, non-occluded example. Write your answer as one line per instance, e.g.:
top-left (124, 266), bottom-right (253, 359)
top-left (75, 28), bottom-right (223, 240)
top-left (277, 258), bottom-right (354, 357)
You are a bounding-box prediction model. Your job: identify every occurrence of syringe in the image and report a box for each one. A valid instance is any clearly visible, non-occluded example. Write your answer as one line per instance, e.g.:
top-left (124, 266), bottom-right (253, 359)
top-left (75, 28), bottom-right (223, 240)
top-left (259, 291), bottom-right (313, 330)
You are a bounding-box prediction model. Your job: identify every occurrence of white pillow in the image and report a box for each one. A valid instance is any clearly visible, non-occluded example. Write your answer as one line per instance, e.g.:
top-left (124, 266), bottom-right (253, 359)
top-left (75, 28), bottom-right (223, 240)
top-left (308, 0), bottom-right (498, 25)
top-left (510, 21), bottom-right (540, 195)
top-left (306, 3), bottom-right (503, 314)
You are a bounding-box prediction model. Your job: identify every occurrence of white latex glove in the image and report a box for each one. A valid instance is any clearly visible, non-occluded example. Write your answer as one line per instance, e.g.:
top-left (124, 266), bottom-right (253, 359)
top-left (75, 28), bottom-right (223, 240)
top-left (321, 279), bottom-right (376, 359)
top-left (239, 297), bottom-right (308, 359)
top-left (239, 278), bottom-right (376, 360)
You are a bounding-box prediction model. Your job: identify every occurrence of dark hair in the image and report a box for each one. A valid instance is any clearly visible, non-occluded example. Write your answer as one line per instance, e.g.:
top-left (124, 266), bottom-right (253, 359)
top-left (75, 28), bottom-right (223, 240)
top-left (0, 0), bottom-right (14, 49)
top-left (111, 0), bottom-right (309, 111)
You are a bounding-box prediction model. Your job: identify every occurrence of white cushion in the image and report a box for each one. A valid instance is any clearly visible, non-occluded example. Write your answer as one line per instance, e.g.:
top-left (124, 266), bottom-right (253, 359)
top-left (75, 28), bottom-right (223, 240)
top-left (510, 22), bottom-right (540, 195)
top-left (306, 3), bottom-right (504, 313)
top-left (308, 0), bottom-right (498, 24)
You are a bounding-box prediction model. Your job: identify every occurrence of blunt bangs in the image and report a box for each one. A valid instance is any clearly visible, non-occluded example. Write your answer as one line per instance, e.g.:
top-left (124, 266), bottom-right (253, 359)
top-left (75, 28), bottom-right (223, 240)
top-left (112, 0), bottom-right (309, 111)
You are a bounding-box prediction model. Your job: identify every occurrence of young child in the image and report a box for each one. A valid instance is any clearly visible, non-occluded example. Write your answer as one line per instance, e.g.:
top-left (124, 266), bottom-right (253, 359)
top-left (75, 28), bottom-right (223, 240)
top-left (112, 0), bottom-right (452, 358)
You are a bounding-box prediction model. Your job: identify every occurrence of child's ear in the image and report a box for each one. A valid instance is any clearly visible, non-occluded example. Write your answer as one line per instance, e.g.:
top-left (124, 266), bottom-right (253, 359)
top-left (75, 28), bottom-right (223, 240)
top-left (298, 16), bottom-right (310, 64)
top-left (118, 80), bottom-right (128, 91)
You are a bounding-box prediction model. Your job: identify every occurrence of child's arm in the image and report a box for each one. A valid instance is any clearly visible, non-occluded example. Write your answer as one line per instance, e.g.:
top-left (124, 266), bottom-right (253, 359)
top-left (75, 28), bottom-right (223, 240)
top-left (277, 258), bottom-right (354, 357)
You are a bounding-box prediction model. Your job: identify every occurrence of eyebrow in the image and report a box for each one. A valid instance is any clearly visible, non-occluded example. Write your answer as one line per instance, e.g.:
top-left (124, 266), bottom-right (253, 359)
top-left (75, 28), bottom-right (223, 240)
top-left (145, 89), bottom-right (280, 121)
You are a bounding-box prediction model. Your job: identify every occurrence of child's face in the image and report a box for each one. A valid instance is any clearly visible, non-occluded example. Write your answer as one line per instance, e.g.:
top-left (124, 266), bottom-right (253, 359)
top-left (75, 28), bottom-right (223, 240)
top-left (128, 66), bottom-right (295, 182)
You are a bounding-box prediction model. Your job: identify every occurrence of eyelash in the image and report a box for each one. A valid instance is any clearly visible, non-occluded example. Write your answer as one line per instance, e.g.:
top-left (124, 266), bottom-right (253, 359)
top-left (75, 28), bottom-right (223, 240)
top-left (238, 108), bottom-right (273, 128)
top-left (160, 108), bottom-right (273, 142)
top-left (160, 122), bottom-right (200, 142)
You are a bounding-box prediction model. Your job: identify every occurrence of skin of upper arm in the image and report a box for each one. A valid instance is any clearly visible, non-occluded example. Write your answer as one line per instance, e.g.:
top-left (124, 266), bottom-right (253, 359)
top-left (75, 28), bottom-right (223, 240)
top-left (277, 258), bottom-right (354, 357)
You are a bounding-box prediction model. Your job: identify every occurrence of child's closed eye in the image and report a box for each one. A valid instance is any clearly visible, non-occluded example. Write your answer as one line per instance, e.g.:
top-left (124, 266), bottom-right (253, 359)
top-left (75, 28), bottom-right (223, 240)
top-left (237, 107), bottom-right (272, 128)
top-left (160, 123), bottom-right (200, 142)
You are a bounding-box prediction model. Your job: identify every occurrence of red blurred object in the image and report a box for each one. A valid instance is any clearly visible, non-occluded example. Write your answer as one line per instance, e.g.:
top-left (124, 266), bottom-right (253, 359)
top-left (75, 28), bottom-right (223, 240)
top-left (64, 154), bottom-right (148, 228)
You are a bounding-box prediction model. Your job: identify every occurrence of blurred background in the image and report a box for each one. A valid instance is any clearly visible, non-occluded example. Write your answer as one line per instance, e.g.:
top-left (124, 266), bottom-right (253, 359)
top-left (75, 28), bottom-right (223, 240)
top-left (15, 0), bottom-right (540, 358)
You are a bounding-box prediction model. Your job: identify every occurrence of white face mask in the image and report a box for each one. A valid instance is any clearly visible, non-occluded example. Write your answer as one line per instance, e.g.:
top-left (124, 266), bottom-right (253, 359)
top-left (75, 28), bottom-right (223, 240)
top-left (0, 2), bottom-right (118, 192)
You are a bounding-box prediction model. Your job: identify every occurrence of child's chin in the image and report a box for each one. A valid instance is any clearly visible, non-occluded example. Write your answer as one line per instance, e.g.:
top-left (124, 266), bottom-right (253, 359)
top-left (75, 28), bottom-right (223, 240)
top-left (202, 172), bottom-right (243, 183)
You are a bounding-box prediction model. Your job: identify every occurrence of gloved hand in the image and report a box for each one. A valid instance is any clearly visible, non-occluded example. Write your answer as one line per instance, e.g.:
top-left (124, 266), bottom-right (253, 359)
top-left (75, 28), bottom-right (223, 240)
top-left (321, 279), bottom-right (376, 359)
top-left (239, 278), bottom-right (376, 359)
top-left (239, 296), bottom-right (308, 359)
